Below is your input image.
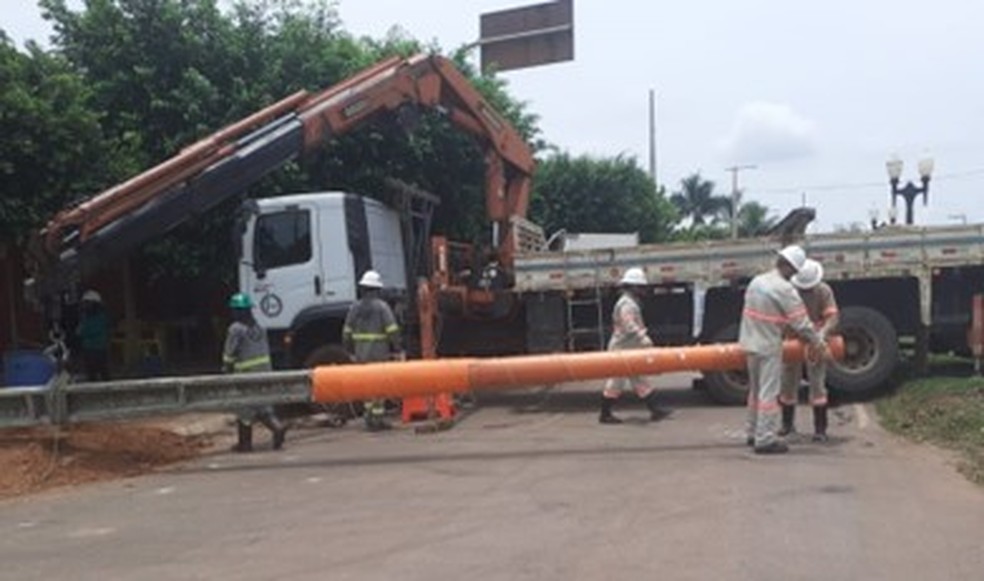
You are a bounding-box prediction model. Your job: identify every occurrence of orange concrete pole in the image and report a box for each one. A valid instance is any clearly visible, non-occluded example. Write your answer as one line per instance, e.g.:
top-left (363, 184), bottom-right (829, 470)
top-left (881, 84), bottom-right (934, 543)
top-left (312, 337), bottom-right (844, 404)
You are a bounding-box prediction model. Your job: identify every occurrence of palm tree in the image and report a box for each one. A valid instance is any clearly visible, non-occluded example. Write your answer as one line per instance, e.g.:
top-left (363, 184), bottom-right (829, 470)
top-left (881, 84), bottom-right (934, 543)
top-left (671, 173), bottom-right (730, 226)
top-left (737, 201), bottom-right (778, 237)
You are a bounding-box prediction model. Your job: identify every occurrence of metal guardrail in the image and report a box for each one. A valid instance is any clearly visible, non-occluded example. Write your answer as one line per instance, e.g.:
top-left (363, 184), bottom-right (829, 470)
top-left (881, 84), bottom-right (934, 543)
top-left (0, 371), bottom-right (312, 428)
top-left (0, 385), bottom-right (51, 428)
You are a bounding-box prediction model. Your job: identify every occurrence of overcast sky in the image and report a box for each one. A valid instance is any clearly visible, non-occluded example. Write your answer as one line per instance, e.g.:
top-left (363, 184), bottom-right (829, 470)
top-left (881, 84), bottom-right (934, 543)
top-left (5, 0), bottom-right (984, 231)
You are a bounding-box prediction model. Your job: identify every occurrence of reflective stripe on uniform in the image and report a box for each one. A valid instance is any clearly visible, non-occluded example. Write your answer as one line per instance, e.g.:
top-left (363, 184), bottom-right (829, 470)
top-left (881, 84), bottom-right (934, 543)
top-left (233, 355), bottom-right (272, 371)
top-left (743, 307), bottom-right (808, 325)
top-left (385, 324), bottom-right (399, 334)
top-left (351, 333), bottom-right (389, 341)
top-left (756, 399), bottom-right (780, 412)
top-left (742, 308), bottom-right (790, 324)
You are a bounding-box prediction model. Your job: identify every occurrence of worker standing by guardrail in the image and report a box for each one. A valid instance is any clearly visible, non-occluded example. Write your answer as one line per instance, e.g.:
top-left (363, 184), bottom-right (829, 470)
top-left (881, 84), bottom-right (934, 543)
top-left (343, 270), bottom-right (405, 432)
top-left (780, 259), bottom-right (840, 442)
top-left (76, 290), bottom-right (111, 382)
top-left (223, 293), bottom-right (287, 452)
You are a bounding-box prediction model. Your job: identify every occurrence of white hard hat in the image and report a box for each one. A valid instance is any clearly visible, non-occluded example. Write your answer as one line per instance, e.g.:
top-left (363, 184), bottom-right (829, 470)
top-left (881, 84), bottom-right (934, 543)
top-left (82, 290), bottom-right (102, 303)
top-left (792, 259), bottom-right (824, 290)
top-left (777, 245), bottom-right (807, 272)
top-left (358, 270), bottom-right (384, 289)
top-left (619, 267), bottom-right (648, 286)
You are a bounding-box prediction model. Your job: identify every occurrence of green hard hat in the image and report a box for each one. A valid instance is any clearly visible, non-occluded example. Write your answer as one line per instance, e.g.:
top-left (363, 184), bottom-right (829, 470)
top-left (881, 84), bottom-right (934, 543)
top-left (228, 293), bottom-right (253, 309)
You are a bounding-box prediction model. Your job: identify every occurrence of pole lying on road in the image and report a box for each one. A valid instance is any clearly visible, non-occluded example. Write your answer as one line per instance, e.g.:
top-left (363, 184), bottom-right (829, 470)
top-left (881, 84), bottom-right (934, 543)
top-left (0, 338), bottom-right (842, 428)
top-left (312, 337), bottom-right (844, 403)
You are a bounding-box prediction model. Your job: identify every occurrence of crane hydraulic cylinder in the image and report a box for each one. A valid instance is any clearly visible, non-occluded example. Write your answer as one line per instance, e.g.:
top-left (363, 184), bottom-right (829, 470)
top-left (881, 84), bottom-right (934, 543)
top-left (312, 338), bottom-right (844, 403)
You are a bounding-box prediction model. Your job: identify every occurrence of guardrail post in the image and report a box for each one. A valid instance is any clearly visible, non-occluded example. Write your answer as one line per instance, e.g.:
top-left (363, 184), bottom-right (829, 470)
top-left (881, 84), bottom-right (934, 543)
top-left (47, 371), bottom-right (70, 425)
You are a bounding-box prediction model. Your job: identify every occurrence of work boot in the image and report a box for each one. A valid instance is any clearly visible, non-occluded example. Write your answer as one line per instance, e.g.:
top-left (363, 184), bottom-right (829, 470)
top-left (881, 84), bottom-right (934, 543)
top-left (753, 441), bottom-right (789, 455)
top-left (234, 422), bottom-right (253, 453)
top-left (267, 418), bottom-right (288, 451)
top-left (364, 408), bottom-right (392, 432)
top-left (812, 405), bottom-right (829, 443)
top-left (258, 414), bottom-right (288, 451)
top-left (598, 396), bottom-right (623, 424)
top-left (365, 416), bottom-right (392, 432)
top-left (778, 404), bottom-right (796, 437)
top-left (643, 392), bottom-right (672, 422)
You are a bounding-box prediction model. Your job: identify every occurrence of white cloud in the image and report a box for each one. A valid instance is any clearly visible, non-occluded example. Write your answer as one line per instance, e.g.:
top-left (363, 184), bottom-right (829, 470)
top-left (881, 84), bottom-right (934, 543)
top-left (717, 102), bottom-right (817, 163)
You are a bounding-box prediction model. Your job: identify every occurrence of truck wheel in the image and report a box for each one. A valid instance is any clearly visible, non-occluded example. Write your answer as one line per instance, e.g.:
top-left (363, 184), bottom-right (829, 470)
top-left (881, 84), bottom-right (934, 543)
top-left (303, 344), bottom-right (352, 367)
top-left (827, 306), bottom-right (898, 396)
top-left (702, 324), bottom-right (749, 406)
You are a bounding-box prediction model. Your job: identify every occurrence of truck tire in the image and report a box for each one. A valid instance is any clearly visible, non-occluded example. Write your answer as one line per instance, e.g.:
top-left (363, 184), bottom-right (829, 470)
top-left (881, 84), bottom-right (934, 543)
top-left (827, 306), bottom-right (898, 396)
top-left (303, 344), bottom-right (353, 367)
top-left (702, 324), bottom-right (749, 406)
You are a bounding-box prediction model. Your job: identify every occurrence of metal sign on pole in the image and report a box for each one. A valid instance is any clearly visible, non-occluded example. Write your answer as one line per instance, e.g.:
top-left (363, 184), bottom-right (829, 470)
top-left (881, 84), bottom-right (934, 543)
top-left (479, 0), bottom-right (574, 73)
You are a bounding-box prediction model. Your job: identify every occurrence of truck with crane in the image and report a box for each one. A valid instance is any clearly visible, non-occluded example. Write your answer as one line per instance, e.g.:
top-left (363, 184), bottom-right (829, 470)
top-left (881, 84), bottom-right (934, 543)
top-left (15, 52), bottom-right (984, 428)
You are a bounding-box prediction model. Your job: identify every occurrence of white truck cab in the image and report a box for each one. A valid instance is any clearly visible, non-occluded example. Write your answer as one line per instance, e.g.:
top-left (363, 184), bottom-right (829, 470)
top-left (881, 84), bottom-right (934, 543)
top-left (238, 192), bottom-right (406, 366)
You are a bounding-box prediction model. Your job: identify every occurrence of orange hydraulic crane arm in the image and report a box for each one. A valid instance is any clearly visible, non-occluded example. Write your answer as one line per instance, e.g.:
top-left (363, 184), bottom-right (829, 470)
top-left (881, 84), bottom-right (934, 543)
top-left (27, 53), bottom-right (535, 302)
top-left (297, 53), bottom-right (535, 260)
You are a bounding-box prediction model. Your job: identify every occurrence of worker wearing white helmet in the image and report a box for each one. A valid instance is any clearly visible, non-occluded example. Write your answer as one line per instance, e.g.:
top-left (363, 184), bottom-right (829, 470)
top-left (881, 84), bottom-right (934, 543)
top-left (738, 246), bottom-right (828, 454)
top-left (343, 270), bottom-right (404, 431)
top-left (779, 259), bottom-right (839, 442)
top-left (599, 267), bottom-right (672, 424)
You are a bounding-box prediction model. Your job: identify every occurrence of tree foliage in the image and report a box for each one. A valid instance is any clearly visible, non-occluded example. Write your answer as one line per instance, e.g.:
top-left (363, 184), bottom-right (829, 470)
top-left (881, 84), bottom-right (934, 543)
top-left (736, 200), bottom-right (777, 237)
top-left (670, 173), bottom-right (730, 227)
top-left (530, 153), bottom-right (676, 244)
top-left (669, 172), bottom-right (776, 240)
top-left (0, 32), bottom-right (110, 244)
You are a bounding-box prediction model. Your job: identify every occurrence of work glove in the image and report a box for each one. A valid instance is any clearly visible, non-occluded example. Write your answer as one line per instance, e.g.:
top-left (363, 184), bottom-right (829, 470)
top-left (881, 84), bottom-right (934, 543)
top-left (806, 342), bottom-right (830, 364)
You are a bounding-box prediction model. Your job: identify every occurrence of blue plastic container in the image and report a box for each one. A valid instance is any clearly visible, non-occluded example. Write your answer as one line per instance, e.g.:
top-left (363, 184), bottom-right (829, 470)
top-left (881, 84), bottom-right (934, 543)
top-left (2, 350), bottom-right (56, 387)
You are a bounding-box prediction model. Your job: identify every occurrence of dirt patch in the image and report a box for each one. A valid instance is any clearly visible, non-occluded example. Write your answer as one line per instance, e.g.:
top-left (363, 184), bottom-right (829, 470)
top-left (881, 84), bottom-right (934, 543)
top-left (0, 422), bottom-right (212, 499)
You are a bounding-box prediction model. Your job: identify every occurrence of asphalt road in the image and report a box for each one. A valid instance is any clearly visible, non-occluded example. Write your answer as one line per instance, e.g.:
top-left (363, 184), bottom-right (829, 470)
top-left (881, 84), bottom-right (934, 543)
top-left (1, 375), bottom-right (983, 581)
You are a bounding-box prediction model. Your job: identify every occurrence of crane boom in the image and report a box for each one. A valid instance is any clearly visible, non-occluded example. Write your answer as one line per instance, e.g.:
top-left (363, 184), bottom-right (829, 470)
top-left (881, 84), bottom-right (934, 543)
top-left (26, 53), bottom-right (535, 306)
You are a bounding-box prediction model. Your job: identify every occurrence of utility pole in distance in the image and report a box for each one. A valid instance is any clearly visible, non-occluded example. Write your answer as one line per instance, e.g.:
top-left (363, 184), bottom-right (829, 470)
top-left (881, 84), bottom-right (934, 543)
top-left (648, 89), bottom-right (657, 184)
top-left (726, 164), bottom-right (756, 239)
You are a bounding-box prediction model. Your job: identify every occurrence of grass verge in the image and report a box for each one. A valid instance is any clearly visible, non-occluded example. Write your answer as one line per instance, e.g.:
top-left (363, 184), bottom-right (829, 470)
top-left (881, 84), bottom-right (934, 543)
top-left (877, 373), bottom-right (984, 485)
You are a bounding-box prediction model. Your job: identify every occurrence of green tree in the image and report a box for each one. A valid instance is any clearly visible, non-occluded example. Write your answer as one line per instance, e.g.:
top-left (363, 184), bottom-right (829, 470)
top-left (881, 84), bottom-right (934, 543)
top-left (0, 33), bottom-right (110, 245)
top-left (737, 200), bottom-right (777, 237)
top-left (670, 173), bottom-right (730, 227)
top-left (530, 153), bottom-right (677, 244)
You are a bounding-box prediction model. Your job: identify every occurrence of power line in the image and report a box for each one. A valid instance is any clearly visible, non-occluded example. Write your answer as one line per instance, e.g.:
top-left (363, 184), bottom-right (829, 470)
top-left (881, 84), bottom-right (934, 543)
top-left (754, 166), bottom-right (984, 196)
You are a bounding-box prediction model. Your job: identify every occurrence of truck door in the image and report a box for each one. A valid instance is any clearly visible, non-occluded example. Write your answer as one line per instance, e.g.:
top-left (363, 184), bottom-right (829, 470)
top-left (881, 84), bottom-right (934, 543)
top-left (245, 204), bottom-right (323, 330)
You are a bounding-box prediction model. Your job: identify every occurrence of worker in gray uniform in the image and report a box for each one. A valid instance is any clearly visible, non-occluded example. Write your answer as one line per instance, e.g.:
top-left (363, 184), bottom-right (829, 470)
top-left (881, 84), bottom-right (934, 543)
top-left (779, 259), bottom-right (840, 442)
top-left (223, 293), bottom-right (286, 452)
top-left (343, 270), bottom-right (404, 431)
top-left (599, 267), bottom-right (671, 424)
top-left (739, 246), bottom-right (828, 454)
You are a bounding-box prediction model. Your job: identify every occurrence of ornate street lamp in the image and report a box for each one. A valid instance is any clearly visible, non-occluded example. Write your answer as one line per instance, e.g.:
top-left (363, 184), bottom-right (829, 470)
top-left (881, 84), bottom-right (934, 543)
top-left (886, 155), bottom-right (934, 225)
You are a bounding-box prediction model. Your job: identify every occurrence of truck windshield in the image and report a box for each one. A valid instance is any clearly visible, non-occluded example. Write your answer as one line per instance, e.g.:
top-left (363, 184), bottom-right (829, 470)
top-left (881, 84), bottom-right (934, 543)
top-left (253, 209), bottom-right (312, 270)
